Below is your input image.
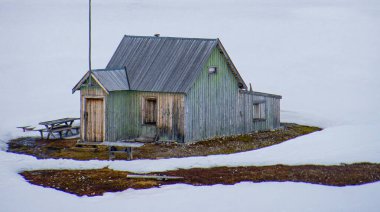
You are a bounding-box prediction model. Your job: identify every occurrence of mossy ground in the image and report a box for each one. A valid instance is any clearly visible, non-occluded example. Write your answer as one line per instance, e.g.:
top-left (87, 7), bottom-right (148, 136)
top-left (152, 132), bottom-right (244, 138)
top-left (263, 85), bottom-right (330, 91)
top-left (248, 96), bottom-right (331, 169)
top-left (21, 163), bottom-right (380, 196)
top-left (8, 123), bottom-right (321, 160)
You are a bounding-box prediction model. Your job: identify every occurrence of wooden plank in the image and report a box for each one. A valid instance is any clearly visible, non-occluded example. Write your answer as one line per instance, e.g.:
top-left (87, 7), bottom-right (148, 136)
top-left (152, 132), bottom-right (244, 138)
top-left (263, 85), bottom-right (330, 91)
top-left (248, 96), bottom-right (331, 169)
top-left (77, 141), bottom-right (144, 148)
top-left (102, 141), bottom-right (144, 147)
top-left (127, 174), bottom-right (183, 180)
top-left (17, 126), bottom-right (35, 132)
top-left (39, 118), bottom-right (79, 126)
top-left (51, 126), bottom-right (73, 132)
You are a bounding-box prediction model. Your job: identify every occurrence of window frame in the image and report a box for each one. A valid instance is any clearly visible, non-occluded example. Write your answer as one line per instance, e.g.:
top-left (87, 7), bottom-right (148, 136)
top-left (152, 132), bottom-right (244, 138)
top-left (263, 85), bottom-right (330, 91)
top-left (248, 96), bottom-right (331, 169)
top-left (208, 66), bottom-right (218, 74)
top-left (253, 102), bottom-right (266, 121)
top-left (143, 97), bottom-right (158, 125)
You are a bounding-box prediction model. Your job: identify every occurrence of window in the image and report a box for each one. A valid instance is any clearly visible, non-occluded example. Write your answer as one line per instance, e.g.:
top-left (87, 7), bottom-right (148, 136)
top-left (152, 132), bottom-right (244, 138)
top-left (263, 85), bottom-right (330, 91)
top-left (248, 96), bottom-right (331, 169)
top-left (144, 98), bottom-right (157, 125)
top-left (208, 66), bottom-right (217, 74)
top-left (253, 103), bottom-right (266, 120)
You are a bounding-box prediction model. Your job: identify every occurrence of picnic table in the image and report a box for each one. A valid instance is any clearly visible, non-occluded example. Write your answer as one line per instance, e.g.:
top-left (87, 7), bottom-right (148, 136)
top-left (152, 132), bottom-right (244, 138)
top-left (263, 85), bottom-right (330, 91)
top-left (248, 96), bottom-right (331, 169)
top-left (39, 117), bottom-right (80, 139)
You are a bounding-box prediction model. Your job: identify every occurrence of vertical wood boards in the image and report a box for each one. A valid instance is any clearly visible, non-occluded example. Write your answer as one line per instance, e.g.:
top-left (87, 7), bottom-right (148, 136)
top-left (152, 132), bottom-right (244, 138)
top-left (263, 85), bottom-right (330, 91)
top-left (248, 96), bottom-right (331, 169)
top-left (185, 47), bottom-right (241, 142)
top-left (85, 98), bottom-right (104, 142)
top-left (106, 91), bottom-right (185, 142)
top-left (184, 47), bottom-right (281, 142)
top-left (80, 83), bottom-right (107, 142)
top-left (238, 91), bottom-right (281, 133)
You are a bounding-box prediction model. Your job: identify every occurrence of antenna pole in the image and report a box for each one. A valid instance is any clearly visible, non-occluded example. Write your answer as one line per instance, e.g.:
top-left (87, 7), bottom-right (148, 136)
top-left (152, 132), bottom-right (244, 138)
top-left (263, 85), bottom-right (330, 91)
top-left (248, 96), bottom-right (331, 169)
top-left (89, 0), bottom-right (92, 85)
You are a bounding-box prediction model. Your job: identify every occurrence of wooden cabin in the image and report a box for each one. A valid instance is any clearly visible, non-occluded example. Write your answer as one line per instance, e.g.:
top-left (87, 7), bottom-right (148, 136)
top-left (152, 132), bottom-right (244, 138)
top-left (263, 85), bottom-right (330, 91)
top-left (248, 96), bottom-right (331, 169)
top-left (73, 35), bottom-right (282, 143)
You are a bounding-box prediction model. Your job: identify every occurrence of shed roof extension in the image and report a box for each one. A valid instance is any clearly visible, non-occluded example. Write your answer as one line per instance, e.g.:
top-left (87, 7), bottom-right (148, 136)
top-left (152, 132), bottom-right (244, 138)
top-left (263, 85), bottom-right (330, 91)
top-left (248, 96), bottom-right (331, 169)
top-left (72, 68), bottom-right (129, 93)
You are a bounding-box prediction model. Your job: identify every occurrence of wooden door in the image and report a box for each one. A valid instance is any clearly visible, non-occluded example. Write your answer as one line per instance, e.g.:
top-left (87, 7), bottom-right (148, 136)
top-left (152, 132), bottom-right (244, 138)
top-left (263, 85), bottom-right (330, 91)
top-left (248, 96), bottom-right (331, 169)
top-left (85, 98), bottom-right (104, 142)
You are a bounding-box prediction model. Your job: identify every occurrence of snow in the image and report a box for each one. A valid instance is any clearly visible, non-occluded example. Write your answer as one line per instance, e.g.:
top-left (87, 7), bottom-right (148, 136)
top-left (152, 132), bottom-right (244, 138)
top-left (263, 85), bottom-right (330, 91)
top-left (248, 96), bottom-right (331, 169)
top-left (2, 149), bottom-right (380, 212)
top-left (0, 0), bottom-right (380, 211)
top-left (1, 124), bottom-right (379, 174)
top-left (2, 180), bottom-right (380, 212)
top-left (109, 124), bottom-right (380, 173)
top-left (1, 123), bottom-right (380, 211)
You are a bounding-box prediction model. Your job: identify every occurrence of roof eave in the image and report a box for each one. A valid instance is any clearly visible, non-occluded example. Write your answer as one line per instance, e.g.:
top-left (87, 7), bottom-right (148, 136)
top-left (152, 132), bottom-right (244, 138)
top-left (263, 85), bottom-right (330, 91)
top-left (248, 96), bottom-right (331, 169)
top-left (91, 74), bottom-right (110, 94)
top-left (72, 71), bottom-right (90, 94)
top-left (71, 71), bottom-right (110, 94)
top-left (183, 40), bottom-right (218, 93)
top-left (216, 39), bottom-right (247, 89)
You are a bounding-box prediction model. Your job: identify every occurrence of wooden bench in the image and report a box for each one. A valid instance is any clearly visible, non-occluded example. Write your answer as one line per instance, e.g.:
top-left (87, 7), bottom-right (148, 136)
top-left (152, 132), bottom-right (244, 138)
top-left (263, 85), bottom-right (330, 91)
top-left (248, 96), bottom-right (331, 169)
top-left (49, 126), bottom-right (75, 139)
top-left (31, 127), bottom-right (77, 140)
top-left (17, 126), bottom-right (35, 132)
top-left (72, 126), bottom-right (80, 134)
top-left (32, 128), bottom-right (47, 139)
top-left (76, 141), bottom-right (144, 160)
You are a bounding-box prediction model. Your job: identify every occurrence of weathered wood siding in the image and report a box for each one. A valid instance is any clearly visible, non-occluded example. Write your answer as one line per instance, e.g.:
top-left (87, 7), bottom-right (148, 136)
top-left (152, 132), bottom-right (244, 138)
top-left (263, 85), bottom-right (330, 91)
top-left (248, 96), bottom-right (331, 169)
top-left (236, 91), bottom-right (281, 134)
top-left (79, 48), bottom-right (280, 143)
top-left (79, 83), bottom-right (107, 141)
top-left (85, 98), bottom-right (104, 142)
top-left (185, 47), bottom-right (281, 142)
top-left (185, 47), bottom-right (240, 141)
top-left (106, 91), bottom-right (185, 142)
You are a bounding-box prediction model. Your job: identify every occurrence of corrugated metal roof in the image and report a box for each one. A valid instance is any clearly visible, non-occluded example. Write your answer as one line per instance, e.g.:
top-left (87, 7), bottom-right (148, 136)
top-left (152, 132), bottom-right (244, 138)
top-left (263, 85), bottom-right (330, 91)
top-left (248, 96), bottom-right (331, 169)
top-left (106, 35), bottom-right (220, 93)
top-left (72, 68), bottom-right (129, 93)
top-left (92, 69), bottom-right (130, 91)
top-left (74, 35), bottom-right (248, 94)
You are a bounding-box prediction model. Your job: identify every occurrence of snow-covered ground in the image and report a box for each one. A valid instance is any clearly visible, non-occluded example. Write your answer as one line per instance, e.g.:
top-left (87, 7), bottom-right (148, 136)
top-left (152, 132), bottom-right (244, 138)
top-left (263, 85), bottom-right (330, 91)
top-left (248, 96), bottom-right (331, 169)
top-left (1, 123), bottom-right (380, 212)
top-left (1, 0), bottom-right (380, 211)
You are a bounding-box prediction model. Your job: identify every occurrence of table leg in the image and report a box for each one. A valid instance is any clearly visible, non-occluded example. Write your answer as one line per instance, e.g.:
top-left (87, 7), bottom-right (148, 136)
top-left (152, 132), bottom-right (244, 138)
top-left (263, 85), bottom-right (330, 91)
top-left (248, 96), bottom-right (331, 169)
top-left (66, 121), bottom-right (75, 136)
top-left (126, 147), bottom-right (133, 160)
top-left (48, 128), bottom-right (56, 139)
top-left (109, 146), bottom-right (117, 160)
top-left (39, 130), bottom-right (44, 139)
top-left (47, 124), bottom-right (55, 140)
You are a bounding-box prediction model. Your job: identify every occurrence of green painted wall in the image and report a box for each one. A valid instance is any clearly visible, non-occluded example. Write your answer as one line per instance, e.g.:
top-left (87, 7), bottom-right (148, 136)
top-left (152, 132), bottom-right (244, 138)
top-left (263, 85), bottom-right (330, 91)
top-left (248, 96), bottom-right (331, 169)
top-left (184, 46), bottom-right (281, 142)
top-left (185, 46), bottom-right (241, 141)
top-left (105, 91), bottom-right (185, 142)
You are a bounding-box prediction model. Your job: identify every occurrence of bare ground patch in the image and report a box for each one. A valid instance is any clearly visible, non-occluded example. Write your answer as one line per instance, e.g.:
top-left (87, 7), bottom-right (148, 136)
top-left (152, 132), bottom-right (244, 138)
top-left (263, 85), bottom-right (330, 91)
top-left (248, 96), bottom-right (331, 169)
top-left (21, 163), bottom-right (380, 197)
top-left (8, 123), bottom-right (321, 160)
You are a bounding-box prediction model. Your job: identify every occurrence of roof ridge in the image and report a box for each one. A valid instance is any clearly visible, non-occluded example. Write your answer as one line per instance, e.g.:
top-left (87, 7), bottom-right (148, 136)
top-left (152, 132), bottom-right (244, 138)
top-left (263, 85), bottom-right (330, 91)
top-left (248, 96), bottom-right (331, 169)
top-left (124, 34), bottom-right (218, 41)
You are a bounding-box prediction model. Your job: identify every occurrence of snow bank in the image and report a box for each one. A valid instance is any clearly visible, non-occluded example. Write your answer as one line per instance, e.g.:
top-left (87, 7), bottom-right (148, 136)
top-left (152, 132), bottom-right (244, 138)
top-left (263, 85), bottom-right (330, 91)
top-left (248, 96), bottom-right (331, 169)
top-left (1, 124), bottom-right (379, 175)
top-left (2, 155), bottom-right (380, 212)
top-left (109, 124), bottom-right (380, 173)
top-left (1, 142), bottom-right (380, 212)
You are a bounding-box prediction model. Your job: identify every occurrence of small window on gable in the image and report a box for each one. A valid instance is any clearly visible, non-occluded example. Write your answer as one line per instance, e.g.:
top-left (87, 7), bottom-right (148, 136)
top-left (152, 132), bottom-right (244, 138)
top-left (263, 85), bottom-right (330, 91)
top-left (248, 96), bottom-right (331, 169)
top-left (144, 97), bottom-right (157, 125)
top-left (208, 66), bottom-right (217, 74)
top-left (253, 103), bottom-right (266, 120)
